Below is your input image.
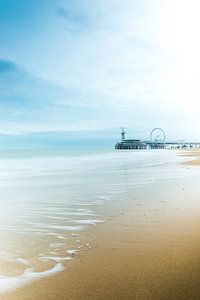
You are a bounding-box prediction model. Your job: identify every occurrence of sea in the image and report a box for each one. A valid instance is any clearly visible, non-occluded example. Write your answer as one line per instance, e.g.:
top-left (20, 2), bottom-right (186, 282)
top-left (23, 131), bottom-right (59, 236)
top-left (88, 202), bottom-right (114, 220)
top-left (0, 148), bottom-right (197, 294)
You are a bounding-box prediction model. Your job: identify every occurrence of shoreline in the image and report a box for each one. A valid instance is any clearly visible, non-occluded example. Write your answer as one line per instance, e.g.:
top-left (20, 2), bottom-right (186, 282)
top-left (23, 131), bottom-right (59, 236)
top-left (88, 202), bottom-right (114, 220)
top-left (180, 149), bottom-right (200, 165)
top-left (3, 173), bottom-right (200, 300)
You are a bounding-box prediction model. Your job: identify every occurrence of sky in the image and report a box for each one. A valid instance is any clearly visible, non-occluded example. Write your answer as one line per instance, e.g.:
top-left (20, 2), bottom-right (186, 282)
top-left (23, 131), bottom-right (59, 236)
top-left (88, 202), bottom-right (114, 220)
top-left (1, 0), bottom-right (200, 148)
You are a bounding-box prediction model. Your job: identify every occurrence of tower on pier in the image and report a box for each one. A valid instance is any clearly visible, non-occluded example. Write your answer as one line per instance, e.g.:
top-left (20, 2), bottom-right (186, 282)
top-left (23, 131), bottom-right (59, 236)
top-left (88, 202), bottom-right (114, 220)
top-left (121, 127), bottom-right (126, 142)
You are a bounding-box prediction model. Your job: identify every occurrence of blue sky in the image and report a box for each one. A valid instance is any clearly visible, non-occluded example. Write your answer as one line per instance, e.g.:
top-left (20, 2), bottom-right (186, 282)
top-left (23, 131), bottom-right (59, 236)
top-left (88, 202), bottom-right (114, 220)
top-left (1, 0), bottom-right (200, 147)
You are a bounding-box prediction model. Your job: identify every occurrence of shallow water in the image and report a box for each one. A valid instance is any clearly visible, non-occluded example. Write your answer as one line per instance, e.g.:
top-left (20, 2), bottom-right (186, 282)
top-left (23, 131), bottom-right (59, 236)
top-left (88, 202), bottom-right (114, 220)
top-left (0, 149), bottom-right (197, 293)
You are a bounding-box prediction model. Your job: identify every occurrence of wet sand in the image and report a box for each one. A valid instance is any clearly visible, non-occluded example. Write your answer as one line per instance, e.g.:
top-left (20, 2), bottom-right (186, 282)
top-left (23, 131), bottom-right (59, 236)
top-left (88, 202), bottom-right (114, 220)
top-left (180, 149), bottom-right (200, 165)
top-left (3, 175), bottom-right (200, 300)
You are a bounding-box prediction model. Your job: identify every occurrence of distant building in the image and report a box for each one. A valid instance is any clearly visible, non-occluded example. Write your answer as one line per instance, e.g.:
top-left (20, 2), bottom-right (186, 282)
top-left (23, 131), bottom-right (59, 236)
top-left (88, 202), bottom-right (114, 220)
top-left (115, 139), bottom-right (147, 149)
top-left (115, 128), bottom-right (147, 149)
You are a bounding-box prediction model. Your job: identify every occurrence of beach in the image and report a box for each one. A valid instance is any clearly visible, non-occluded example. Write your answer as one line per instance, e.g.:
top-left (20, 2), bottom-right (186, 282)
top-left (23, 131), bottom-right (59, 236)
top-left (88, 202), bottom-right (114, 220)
top-left (1, 150), bottom-right (200, 299)
top-left (180, 149), bottom-right (200, 165)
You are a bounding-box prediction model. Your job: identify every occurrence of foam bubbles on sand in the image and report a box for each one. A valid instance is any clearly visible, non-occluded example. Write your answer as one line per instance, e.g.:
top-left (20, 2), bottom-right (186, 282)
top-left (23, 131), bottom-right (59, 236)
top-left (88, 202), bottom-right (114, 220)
top-left (73, 219), bottom-right (104, 226)
top-left (39, 256), bottom-right (72, 263)
top-left (0, 263), bottom-right (64, 294)
top-left (66, 250), bottom-right (77, 256)
top-left (0, 202), bottom-right (100, 294)
top-left (15, 258), bottom-right (31, 267)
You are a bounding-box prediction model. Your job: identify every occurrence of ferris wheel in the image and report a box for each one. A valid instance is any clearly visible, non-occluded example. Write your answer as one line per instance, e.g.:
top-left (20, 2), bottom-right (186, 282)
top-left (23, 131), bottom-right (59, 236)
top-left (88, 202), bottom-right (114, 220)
top-left (150, 128), bottom-right (166, 143)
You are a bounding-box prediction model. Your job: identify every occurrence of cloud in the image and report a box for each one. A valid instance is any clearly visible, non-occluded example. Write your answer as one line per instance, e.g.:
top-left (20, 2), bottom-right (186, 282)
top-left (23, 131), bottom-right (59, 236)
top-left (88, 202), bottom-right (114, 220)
top-left (56, 6), bottom-right (89, 31)
top-left (0, 58), bottom-right (124, 134)
top-left (0, 59), bottom-right (16, 73)
top-left (56, 7), bottom-right (77, 21)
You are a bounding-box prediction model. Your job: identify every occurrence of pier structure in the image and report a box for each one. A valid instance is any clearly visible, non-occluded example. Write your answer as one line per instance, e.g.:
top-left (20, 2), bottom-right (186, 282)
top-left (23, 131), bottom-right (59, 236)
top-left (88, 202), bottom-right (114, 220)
top-left (115, 128), bottom-right (200, 150)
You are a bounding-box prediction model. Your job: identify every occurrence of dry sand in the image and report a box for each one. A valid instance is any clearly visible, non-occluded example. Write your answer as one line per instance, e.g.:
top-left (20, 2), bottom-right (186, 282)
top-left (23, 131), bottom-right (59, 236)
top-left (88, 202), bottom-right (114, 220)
top-left (2, 169), bottom-right (200, 299)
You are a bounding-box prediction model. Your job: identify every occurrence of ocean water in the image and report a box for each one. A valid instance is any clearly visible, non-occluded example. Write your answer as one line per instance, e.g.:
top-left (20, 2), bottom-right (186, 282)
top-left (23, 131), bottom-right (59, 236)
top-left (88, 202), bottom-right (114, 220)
top-left (0, 149), bottom-right (196, 293)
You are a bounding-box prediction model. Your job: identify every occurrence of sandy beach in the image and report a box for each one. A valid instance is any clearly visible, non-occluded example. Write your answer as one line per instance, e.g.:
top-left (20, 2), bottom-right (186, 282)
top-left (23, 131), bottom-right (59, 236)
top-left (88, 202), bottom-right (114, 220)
top-left (181, 149), bottom-right (200, 165)
top-left (2, 154), bottom-right (200, 300)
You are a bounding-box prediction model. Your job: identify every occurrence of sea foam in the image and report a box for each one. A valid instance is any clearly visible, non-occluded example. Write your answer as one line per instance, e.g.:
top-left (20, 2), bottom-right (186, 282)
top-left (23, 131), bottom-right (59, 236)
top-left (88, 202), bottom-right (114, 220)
top-left (0, 263), bottom-right (64, 294)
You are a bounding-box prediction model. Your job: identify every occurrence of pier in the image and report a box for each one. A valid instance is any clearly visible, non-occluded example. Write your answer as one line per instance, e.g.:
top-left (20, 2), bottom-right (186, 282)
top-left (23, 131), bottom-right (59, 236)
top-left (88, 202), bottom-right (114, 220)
top-left (115, 128), bottom-right (200, 150)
